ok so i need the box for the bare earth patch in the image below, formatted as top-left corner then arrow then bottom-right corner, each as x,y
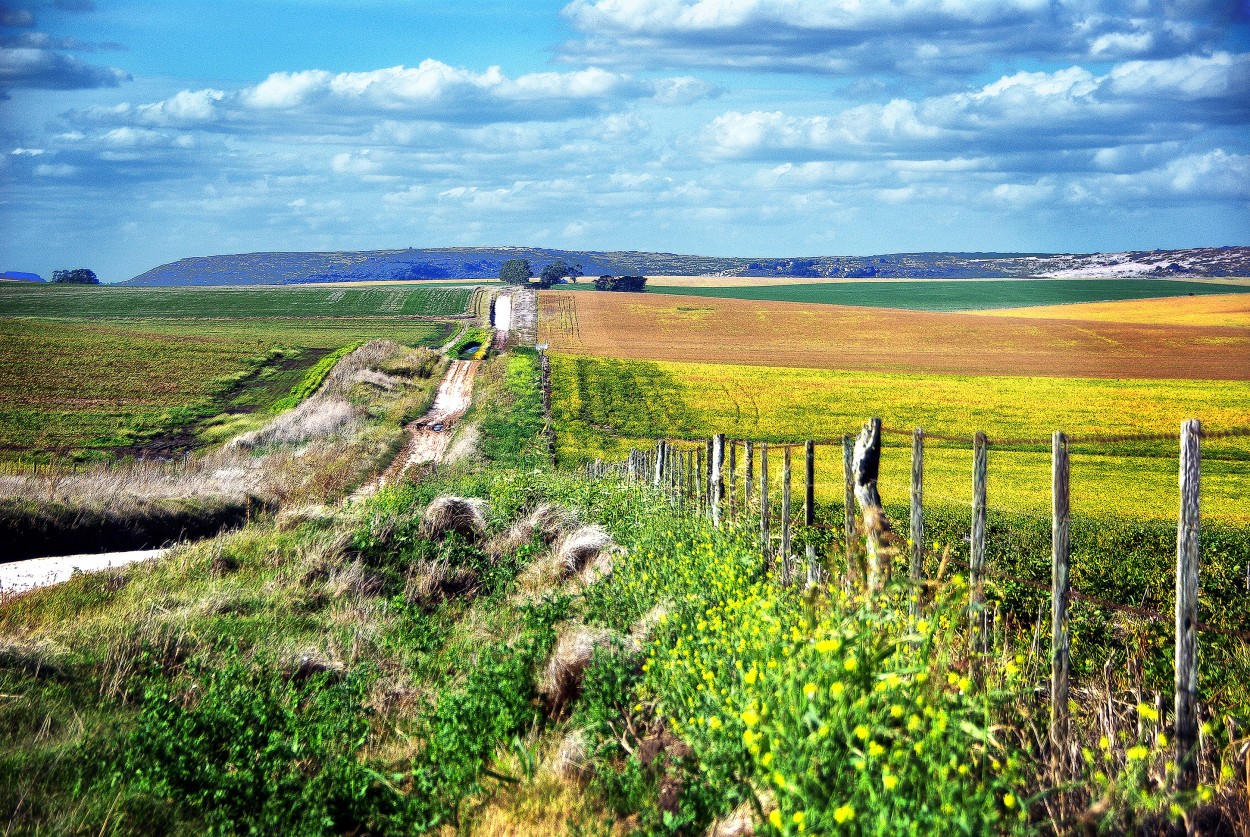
538,290 -> 1250,380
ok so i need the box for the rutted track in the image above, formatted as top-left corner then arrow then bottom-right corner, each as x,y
367,359 -> 480,492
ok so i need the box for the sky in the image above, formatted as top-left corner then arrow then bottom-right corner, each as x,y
1,1 -> 1248,282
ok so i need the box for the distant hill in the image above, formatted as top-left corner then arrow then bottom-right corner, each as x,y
1,271 -> 44,283
123,245 -> 1250,286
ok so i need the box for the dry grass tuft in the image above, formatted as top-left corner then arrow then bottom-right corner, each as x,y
421,495 -> 489,542
579,550 -> 615,586
549,729 -> 593,785
282,649 -> 344,682
630,602 -> 670,647
555,526 -> 613,577
403,560 -> 478,609
537,624 -> 620,716
276,504 -> 335,531
706,790 -> 774,837
490,503 -> 577,556
325,560 -> 386,599
512,554 -> 568,602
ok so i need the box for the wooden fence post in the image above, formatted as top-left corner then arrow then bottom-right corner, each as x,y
842,435 -> 855,578
654,440 -> 665,487
745,441 -> 755,511
971,431 -> 988,653
760,443 -> 770,561
805,440 -> 817,585
728,440 -> 737,522
852,418 -> 892,595
711,435 -> 725,527
695,445 -> 704,514
782,446 -> 793,584
1051,431 -> 1071,764
540,351 -> 556,466
910,428 -> 925,620
1175,419 -> 1201,791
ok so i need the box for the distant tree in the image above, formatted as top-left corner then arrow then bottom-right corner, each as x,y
592,275 -> 647,292
536,260 -> 570,289
50,268 -> 99,285
499,259 -> 533,285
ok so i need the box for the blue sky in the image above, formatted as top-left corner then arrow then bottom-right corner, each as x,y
2,0 -> 1248,281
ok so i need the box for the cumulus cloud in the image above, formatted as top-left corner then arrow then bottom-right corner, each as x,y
234,60 -> 714,121
0,2 -> 128,93
559,0 -> 1230,73
702,53 -> 1250,161
0,44 -> 128,90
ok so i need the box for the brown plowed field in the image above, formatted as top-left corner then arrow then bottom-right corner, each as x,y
538,291 -> 1250,380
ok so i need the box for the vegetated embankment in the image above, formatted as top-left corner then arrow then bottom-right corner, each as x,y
0,340 -> 448,560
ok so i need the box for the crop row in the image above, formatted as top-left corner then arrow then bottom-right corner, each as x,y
0,284 -> 473,319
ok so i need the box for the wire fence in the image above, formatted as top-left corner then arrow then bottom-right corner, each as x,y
586,418 -> 1245,786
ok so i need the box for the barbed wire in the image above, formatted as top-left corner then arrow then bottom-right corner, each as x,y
945,556 -> 1250,641
604,423 -> 1250,452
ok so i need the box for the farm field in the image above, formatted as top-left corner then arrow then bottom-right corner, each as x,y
0,317 -> 454,463
641,274 -> 1250,289
549,355 -> 1250,523
538,290 -> 1250,379
639,277 -> 1250,310
976,291 -> 1250,327
0,283 -> 473,319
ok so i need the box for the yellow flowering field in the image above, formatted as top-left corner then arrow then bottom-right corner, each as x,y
551,355 -> 1250,522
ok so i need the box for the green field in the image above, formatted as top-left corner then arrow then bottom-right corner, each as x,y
550,354 -> 1250,522
0,283 -> 473,319
0,318 -> 454,463
645,278 -> 1250,310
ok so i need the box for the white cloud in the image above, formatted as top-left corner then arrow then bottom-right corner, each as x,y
232,59 -> 712,120
559,0 -> 1224,72
702,53 -> 1250,161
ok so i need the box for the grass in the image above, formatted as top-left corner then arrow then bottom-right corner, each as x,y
0,283 -> 474,319
549,355 -> 1250,522
0,344 -> 1244,834
0,318 -> 453,463
643,279 -> 1250,311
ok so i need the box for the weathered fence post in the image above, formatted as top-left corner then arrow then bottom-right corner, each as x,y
704,438 -> 714,517
1051,431 -> 1070,764
852,418 -> 894,595
760,443 -> 770,561
805,440 -> 817,584
653,440 -> 665,487
971,432 -> 988,652
1175,419 -> 1201,791
728,440 -> 737,522
910,428 -> 925,619
782,446 -> 793,585
711,434 -> 725,527
695,445 -> 704,514
540,351 -> 556,466
745,440 -> 755,510
842,435 -> 855,578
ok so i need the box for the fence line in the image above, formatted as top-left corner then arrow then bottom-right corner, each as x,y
590,416 -> 1237,788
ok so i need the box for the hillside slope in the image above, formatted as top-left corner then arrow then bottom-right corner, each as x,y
123,245 -> 1250,285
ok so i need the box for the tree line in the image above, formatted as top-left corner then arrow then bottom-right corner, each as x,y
498,259 -> 646,292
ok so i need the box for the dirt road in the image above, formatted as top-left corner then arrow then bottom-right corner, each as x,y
373,358 -> 480,488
